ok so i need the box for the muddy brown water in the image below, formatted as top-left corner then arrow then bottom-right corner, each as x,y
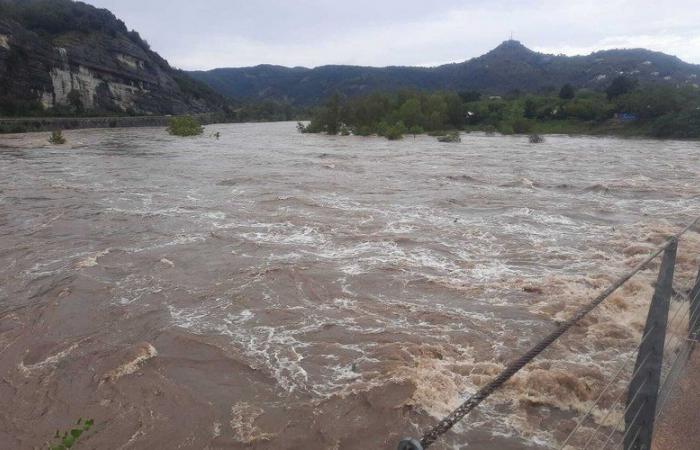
0,122 -> 699,449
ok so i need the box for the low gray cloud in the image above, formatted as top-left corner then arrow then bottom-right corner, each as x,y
86,0 -> 700,69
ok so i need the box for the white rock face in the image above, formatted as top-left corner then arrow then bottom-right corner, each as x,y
40,47 -> 146,111
107,81 -> 143,110
0,34 -> 9,50
116,53 -> 144,70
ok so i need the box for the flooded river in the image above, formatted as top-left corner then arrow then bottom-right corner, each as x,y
0,122 -> 699,449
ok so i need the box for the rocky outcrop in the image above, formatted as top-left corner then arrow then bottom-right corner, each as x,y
0,0 -> 226,116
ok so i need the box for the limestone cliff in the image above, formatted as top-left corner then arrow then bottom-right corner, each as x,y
0,0 -> 227,116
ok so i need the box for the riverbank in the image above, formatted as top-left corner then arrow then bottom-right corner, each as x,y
458,119 -> 660,140
0,112 -> 229,134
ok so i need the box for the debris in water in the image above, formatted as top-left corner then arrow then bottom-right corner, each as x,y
101,342 -> 157,383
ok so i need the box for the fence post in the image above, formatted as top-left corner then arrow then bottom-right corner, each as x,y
689,267 -> 700,342
624,238 -> 677,450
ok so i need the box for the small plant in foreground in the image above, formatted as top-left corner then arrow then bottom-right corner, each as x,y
48,130 -> 66,144
49,417 -> 94,449
167,116 -> 204,136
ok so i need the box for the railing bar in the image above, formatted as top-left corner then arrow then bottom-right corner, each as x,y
559,359 -> 631,449
687,277 -> 700,341
560,326 -> 657,449
659,288 -> 697,393
662,281 -> 696,344
581,363 -> 651,450
654,303 -> 700,419
567,254 -> 697,450
618,414 -> 643,450
621,375 -> 651,422
662,306 -> 691,362
655,343 -> 692,420
663,292 -> 700,362
665,293 -> 688,334
601,399 -> 645,450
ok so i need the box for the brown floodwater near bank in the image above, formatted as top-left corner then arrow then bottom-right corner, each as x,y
0,123 -> 699,449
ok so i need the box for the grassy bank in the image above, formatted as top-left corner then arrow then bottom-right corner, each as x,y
462,119 -> 657,138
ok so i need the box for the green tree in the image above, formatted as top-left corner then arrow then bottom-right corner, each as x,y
614,86 -> 685,118
409,125 -> 424,137
559,83 -> 575,100
398,98 -> 423,128
606,75 -> 638,100
320,92 -> 343,134
67,89 -> 83,114
458,90 -> 481,102
445,93 -> 465,128
523,98 -> 537,119
651,108 -> 700,139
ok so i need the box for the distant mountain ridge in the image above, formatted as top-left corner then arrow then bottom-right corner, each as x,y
0,0 -> 226,116
189,40 -> 700,106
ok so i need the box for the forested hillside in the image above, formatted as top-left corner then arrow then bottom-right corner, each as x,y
190,40 -> 700,106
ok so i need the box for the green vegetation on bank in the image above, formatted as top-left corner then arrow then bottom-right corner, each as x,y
299,76 -> 700,140
167,116 -> 204,136
438,131 -> 461,143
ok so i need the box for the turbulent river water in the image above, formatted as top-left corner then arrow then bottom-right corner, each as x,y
0,122 -> 699,449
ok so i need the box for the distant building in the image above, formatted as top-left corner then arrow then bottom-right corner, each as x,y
615,113 -> 638,122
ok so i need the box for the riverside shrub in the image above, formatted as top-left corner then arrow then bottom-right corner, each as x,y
167,116 -> 204,136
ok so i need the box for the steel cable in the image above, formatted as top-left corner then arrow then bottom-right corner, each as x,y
403,217 -> 700,449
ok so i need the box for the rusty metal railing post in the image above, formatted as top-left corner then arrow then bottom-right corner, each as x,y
689,267 -> 700,343
624,238 -> 677,450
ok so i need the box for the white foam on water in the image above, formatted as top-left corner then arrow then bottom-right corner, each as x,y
75,248 -> 112,268
238,225 -> 327,247
203,211 -> 226,221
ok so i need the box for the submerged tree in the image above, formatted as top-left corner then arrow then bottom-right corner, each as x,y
167,116 -> 204,136
48,130 -> 66,144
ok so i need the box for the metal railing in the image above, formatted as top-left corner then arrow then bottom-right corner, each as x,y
397,217 -> 700,450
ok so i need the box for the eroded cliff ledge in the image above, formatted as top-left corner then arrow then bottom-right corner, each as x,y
0,0 -> 226,116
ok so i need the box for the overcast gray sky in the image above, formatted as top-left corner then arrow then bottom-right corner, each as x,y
85,0 -> 700,70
